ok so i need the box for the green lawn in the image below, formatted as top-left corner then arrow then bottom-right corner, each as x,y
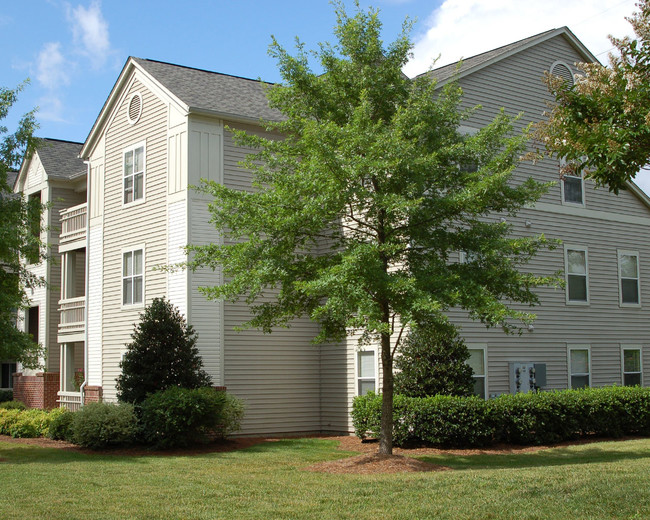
1,437 -> 649,519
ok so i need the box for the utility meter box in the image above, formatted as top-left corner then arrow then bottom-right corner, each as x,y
509,362 -> 547,394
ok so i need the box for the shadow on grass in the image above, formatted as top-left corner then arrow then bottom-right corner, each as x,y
417,444 -> 650,471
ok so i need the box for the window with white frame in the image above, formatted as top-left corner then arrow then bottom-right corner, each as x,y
357,350 -> 376,396
1,362 -> 17,389
122,248 -> 144,305
565,246 -> 588,303
618,251 -> 640,306
622,346 -> 642,386
123,143 -> 145,204
560,160 -> 584,205
568,346 -> 590,389
467,347 -> 486,399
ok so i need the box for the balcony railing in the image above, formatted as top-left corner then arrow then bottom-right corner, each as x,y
59,202 -> 87,246
58,296 -> 86,337
57,391 -> 82,411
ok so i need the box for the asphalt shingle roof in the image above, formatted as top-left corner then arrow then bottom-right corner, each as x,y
36,138 -> 85,180
420,29 -> 557,84
6,171 -> 18,190
132,58 -> 283,121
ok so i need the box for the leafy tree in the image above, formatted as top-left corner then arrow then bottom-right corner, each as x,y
188,3 -> 554,454
394,320 -> 474,398
0,82 -> 44,368
116,297 -> 212,404
539,1 -> 650,194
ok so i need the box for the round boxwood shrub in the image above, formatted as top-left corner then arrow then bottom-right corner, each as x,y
48,408 -> 75,441
140,386 -> 229,449
69,402 -> 137,449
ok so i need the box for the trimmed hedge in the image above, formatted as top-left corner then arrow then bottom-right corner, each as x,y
140,387 -> 235,449
69,402 -> 138,449
0,407 -> 68,438
352,386 -> 650,447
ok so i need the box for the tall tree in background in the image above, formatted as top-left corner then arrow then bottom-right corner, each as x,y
189,2 -> 555,454
540,1 -> 650,193
0,83 -> 44,368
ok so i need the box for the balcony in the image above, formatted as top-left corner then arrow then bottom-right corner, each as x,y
59,202 -> 87,252
58,296 -> 86,343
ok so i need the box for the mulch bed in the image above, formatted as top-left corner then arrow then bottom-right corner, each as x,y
1,434 -> 637,474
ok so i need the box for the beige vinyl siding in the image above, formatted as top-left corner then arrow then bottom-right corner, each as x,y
100,76 -> 168,400
220,122 -> 323,434
167,199 -> 188,317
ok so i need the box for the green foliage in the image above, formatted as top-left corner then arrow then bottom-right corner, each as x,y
0,390 -> 12,403
116,297 -> 212,404
215,392 -> 245,440
0,407 -> 53,438
353,386 -> 650,447
69,402 -> 137,449
139,387 -> 230,449
47,408 -> 75,441
0,82 -> 44,368
0,400 -> 26,410
394,320 -> 474,397
540,1 -> 650,193
188,1 -> 555,454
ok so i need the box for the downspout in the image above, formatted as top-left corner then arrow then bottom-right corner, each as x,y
79,160 -> 91,407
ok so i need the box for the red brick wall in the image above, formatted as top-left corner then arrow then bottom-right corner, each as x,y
12,372 -> 60,409
84,385 -> 103,404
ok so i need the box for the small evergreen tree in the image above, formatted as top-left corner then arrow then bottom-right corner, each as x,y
116,297 -> 212,404
394,320 -> 474,398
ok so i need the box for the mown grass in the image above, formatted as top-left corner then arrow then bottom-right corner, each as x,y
1,437 -> 649,519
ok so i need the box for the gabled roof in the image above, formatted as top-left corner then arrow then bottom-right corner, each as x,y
420,26 -> 599,86
132,58 -> 282,122
6,171 -> 18,190
35,138 -> 85,180
82,57 -> 283,158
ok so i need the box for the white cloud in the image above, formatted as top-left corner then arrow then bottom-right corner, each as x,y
36,42 -> 70,89
68,0 -> 111,69
35,95 -> 67,123
404,0 -> 639,77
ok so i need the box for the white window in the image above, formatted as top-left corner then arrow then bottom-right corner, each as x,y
122,248 -> 144,306
467,346 -> 487,399
356,350 -> 376,396
1,362 -> 17,389
568,346 -> 590,389
565,246 -> 589,304
622,346 -> 642,386
560,160 -> 584,206
618,250 -> 640,306
123,142 -> 145,204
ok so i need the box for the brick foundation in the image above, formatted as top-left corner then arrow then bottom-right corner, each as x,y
83,385 -> 103,404
213,386 -> 227,392
12,372 -> 60,410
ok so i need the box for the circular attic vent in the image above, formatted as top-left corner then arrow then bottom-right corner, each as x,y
127,92 -> 143,124
550,61 -> 574,87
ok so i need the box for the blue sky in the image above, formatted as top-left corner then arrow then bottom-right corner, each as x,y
2,0 -> 643,185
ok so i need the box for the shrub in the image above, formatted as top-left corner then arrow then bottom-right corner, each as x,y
140,386 -> 230,449
215,392 -> 245,440
0,408 -> 52,438
0,390 -> 12,403
394,320 -> 474,398
69,402 -> 137,449
116,298 -> 212,404
0,400 -> 26,410
48,408 -> 75,441
352,386 -> 650,448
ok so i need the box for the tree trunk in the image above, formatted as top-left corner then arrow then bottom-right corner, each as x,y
378,330 -> 393,455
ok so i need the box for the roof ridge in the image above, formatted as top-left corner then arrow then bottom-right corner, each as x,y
133,57 -> 275,85
38,137 -> 84,146
418,27 -> 559,78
